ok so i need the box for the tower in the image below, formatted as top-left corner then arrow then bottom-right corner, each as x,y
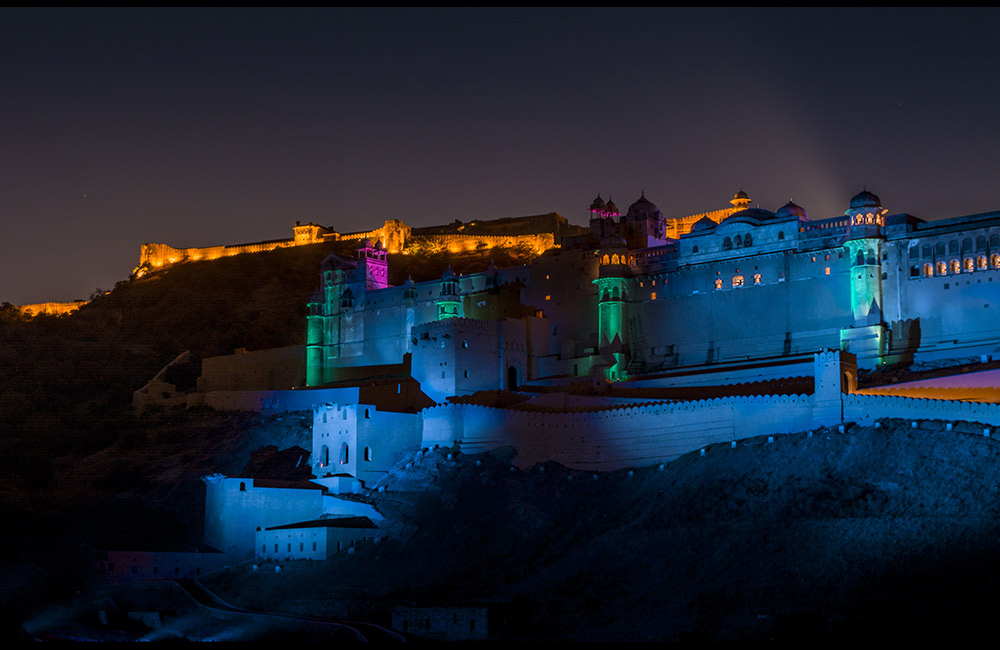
840,189 -> 888,368
593,234 -> 631,381
437,266 -> 462,320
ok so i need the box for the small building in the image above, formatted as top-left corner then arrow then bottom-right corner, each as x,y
255,516 -> 378,561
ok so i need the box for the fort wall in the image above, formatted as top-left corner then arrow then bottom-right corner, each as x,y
15,301 -> 87,317
423,393 -> 821,470
135,215 -> 563,276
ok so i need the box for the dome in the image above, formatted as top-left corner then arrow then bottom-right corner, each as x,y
625,192 -> 663,221
774,200 -> 807,220
599,234 -> 628,250
691,216 -> 718,232
589,194 -> 606,214
724,207 -> 775,223
442,265 -> 456,280
733,189 -> 749,201
604,196 -> 620,217
849,189 -> 882,209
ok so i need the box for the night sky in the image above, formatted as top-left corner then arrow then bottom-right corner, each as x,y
3,8 -> 999,304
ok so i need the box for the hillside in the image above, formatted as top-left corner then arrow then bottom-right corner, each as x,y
0,238 -> 542,633
190,420 -> 1000,642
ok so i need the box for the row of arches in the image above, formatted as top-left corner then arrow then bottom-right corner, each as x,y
318,444 -> 374,467
910,234 -> 1000,260
722,234 -> 753,250
916,254 -> 1000,277
601,254 -> 636,266
599,286 -> 627,301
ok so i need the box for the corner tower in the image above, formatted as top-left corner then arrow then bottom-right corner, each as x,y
593,234 -> 632,381
840,189 -> 888,368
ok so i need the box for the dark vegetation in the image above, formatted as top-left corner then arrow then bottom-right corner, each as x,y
0,239 -> 539,627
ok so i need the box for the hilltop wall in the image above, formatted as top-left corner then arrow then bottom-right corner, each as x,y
135,215 -> 564,276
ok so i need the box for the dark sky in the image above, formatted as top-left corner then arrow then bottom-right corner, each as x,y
3,8 -> 1000,304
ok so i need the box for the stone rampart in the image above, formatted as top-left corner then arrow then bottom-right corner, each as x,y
16,301 -> 87,317
136,217 -> 557,275
845,393 -> 1000,426
423,392 -> 816,470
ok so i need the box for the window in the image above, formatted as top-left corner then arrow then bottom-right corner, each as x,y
992,253 -> 1000,269
825,254 -> 830,261
811,256 -> 816,263
239,482 -> 246,492
778,232 -> 785,240
723,237 -> 732,250
545,295 -> 551,301
714,279 -> 723,290
744,234 -> 752,247
964,258 -> 975,272
825,267 -> 831,275
978,255 -> 988,270
734,235 -> 742,248
365,447 -> 372,462
732,275 -> 744,287
937,261 -> 948,276
924,263 -> 934,277
753,273 -> 761,285
950,259 -> 961,274
650,292 -> 657,300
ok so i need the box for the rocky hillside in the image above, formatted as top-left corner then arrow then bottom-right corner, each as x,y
200,419 -> 1000,642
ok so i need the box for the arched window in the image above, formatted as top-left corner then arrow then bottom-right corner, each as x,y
321,445 -> 329,467
950,259 -> 961,274
723,237 -> 732,250
364,447 -> 372,462
976,235 -> 987,251
692,245 -> 699,253
753,273 -> 761,285
948,240 -> 959,254
978,255 -> 988,270
239,482 -> 246,492
923,263 -> 934,277
744,234 -> 752,247
734,235 -> 742,248
992,253 -> 1000,269
778,231 -> 785,240
935,242 -> 946,256
937,261 -> 948,276
964,257 -> 974,272
732,274 -> 744,287
339,443 -> 349,465
507,365 -> 519,390
909,246 -> 920,260
962,238 -> 973,252
714,278 -> 723,290
602,255 -> 610,265
612,286 -> 620,300
922,244 -> 933,259
856,250 -> 865,266
611,254 -> 620,265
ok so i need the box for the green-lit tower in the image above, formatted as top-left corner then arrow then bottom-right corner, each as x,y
437,265 -> 462,320
593,234 -> 631,381
840,189 -> 888,368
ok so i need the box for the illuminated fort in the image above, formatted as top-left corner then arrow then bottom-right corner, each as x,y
126,188 -> 1000,567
